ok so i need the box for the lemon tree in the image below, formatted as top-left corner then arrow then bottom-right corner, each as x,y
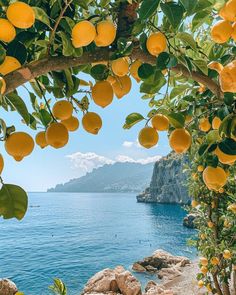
0,0 -> 236,293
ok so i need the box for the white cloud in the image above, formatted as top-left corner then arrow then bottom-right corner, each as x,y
122,141 -> 135,148
66,152 -> 114,175
67,152 -> 162,176
122,139 -> 142,148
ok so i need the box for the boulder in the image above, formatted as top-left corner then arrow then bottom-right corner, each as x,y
0,279 -> 18,295
183,214 -> 196,229
132,249 -> 190,273
115,271 -> 141,295
81,267 -> 124,294
132,263 -> 146,272
81,266 -> 141,295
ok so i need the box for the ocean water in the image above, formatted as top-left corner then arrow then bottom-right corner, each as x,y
0,193 -> 196,295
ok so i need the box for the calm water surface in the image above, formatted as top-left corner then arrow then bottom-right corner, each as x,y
0,193 -> 196,294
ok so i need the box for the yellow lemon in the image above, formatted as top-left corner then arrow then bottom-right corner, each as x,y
146,32 -> 167,56
61,116 -> 79,132
0,19 -> 16,42
7,2 -> 35,29
5,132 -> 34,161
151,114 -> 169,131
35,131 -> 48,149
111,57 -> 129,77
94,20 -> 116,47
92,81 -> 114,108
138,127 -> 159,149
72,20 -> 96,48
169,128 -> 192,154
211,20 -> 232,44
46,122 -> 69,149
82,112 -> 102,135
0,56 -> 21,76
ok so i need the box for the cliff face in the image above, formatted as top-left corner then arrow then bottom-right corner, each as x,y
137,153 -> 190,204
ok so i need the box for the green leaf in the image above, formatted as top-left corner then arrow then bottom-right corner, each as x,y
192,59 -> 208,75
167,113 -> 185,128
198,143 -> 209,156
33,7 -> 51,27
58,32 -> 74,57
219,138 -> 236,155
39,109 -> 52,127
6,93 -> 30,125
177,32 -> 197,51
90,64 -> 109,81
48,278 -> 67,295
0,184 -> 28,220
138,63 -> 154,80
0,44 -> 6,65
179,0 -> 197,15
156,52 -> 170,70
7,40 -> 27,64
0,118 -> 7,137
139,0 -> 160,20
192,11 -> 210,31
123,113 -> 144,129
170,85 -> 188,99
160,2 -> 184,29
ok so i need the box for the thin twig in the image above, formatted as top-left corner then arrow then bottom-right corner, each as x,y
47,0 -> 72,55
35,78 -> 56,121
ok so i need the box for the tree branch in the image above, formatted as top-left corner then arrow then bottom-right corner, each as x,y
4,47 -> 223,99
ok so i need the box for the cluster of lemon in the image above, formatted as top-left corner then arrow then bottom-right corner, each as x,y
196,114 -> 236,191
198,254 -> 232,290
0,1 -> 35,43
72,20 -> 117,48
137,114 -> 192,155
1,99 -> 104,172
211,0 -> 236,44
0,1 -> 35,84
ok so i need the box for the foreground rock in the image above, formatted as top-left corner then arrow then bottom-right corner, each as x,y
132,249 -> 190,275
0,279 -> 18,295
81,266 -> 141,295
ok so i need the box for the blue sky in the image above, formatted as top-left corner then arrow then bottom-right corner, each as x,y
1,76 -> 171,191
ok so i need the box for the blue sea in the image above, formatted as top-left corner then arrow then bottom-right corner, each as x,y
0,193 -> 196,294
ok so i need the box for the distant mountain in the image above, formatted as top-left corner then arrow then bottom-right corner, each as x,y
48,162 -> 155,193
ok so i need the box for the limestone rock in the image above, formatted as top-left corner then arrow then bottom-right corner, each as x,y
81,266 -> 141,295
115,270 -> 141,295
81,267 -> 124,294
0,279 -> 18,295
132,249 -> 190,273
137,153 -> 190,204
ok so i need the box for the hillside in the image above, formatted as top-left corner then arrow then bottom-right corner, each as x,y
48,161 -> 154,193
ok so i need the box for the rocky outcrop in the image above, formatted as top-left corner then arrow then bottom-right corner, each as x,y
183,214 -> 197,229
81,250 -> 199,295
132,250 -> 190,275
0,279 -> 18,295
137,153 -> 190,204
81,266 -> 141,295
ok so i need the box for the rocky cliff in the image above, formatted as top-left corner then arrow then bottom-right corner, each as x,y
137,153 -> 190,204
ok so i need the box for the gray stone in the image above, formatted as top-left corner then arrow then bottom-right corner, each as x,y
183,214 -> 197,229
